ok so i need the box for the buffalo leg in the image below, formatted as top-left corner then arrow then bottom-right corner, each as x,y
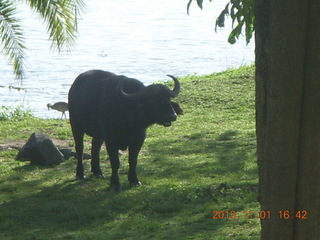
106,144 -> 121,192
128,139 -> 144,187
91,138 -> 104,178
73,129 -> 85,179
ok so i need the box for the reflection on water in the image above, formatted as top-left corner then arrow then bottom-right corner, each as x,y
0,0 -> 254,118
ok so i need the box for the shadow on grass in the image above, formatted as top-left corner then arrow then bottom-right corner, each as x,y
1,182 -> 260,239
0,130 -> 259,240
144,130 -> 257,182
0,178 -> 233,240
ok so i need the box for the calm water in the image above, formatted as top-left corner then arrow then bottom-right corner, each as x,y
0,0 -> 254,118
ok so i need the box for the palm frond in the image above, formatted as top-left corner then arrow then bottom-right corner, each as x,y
25,0 -> 86,51
0,0 -> 26,80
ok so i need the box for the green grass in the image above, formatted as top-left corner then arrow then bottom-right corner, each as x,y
0,65 -> 260,240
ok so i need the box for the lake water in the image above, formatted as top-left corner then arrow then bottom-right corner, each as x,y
0,0 -> 254,118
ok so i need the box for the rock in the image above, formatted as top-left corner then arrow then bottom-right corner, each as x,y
83,152 -> 92,159
16,132 -> 63,166
59,148 -> 73,160
59,148 -> 92,160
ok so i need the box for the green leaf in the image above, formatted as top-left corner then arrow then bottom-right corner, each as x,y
0,0 -> 85,81
197,0 -> 203,9
187,0 -> 192,15
25,0 -> 85,51
187,0 -> 204,14
228,22 -> 243,44
188,0 -> 255,45
215,3 -> 229,31
0,0 -> 26,80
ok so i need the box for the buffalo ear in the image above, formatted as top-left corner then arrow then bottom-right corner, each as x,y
171,101 -> 183,115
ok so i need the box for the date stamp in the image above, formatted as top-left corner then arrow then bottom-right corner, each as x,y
211,210 -> 308,220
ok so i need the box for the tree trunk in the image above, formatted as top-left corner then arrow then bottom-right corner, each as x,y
255,0 -> 320,239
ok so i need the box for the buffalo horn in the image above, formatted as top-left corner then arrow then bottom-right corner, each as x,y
118,79 -> 151,101
119,75 -> 180,101
167,75 -> 180,97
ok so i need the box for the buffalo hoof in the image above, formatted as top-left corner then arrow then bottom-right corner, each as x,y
76,174 -> 86,180
93,173 -> 105,179
130,181 -> 141,187
110,184 -> 122,192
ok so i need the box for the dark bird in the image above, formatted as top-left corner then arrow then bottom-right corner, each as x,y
47,102 -> 68,119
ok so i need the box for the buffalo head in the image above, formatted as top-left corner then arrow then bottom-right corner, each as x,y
118,75 -> 183,127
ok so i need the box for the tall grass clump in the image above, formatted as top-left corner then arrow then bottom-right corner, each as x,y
0,105 -> 33,121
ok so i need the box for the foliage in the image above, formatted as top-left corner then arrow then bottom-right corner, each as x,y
0,0 -> 25,78
187,0 -> 255,44
0,66 -> 260,239
0,0 -> 85,80
0,104 -> 33,121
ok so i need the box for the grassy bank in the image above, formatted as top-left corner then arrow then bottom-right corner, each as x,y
0,65 -> 259,239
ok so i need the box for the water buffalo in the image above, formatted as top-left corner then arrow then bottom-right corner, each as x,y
68,70 -> 183,191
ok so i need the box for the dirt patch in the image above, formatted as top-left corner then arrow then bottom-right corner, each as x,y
0,139 -> 70,151
0,140 -> 25,150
